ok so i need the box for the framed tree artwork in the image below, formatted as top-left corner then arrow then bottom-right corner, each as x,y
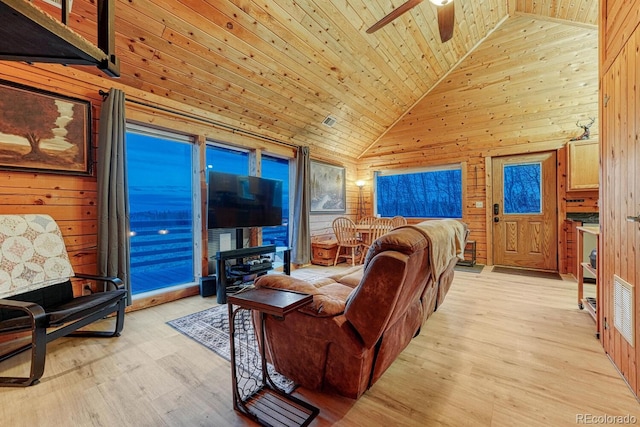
310,160 -> 346,213
0,80 -> 91,175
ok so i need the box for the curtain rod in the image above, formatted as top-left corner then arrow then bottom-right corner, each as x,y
98,90 -> 299,150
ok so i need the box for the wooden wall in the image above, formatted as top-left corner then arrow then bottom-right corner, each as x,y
0,62 -> 357,304
0,64 -> 105,296
358,15 -> 599,266
0,13 -> 598,305
599,0 -> 640,398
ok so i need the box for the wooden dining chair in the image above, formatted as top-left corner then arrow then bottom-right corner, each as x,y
332,217 -> 364,266
390,215 -> 408,228
358,216 -> 376,226
362,217 -> 394,253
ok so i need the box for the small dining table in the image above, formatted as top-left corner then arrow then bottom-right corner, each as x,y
355,224 -> 373,246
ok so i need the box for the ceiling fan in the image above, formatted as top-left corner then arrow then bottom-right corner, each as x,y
366,0 -> 455,43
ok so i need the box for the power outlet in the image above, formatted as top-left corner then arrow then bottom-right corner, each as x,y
475,201 -> 484,208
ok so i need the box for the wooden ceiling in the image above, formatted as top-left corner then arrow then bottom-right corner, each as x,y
32,0 -> 598,161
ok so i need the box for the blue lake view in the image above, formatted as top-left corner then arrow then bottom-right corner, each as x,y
129,208 -> 288,295
127,133 -> 290,295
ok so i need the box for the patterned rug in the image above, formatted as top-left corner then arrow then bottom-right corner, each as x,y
167,303 -> 296,395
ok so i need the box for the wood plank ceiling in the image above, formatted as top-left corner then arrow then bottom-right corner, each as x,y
45,0 -> 598,161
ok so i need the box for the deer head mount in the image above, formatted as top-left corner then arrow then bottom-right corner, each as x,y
570,117 -> 595,141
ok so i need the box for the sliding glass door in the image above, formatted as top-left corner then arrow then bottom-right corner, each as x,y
126,125 -> 199,296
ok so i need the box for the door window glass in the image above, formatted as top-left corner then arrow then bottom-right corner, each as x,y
503,163 -> 542,214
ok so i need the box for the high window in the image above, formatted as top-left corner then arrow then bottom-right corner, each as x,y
126,125 -> 199,296
375,165 -> 463,218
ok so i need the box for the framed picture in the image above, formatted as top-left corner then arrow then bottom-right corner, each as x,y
0,80 -> 92,175
310,160 -> 346,213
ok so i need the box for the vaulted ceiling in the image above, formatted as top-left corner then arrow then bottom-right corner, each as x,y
32,0 -> 598,161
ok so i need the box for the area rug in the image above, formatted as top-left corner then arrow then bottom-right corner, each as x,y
492,266 -> 561,280
167,304 -> 296,395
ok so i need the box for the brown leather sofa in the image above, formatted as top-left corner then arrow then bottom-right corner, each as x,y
254,220 -> 468,399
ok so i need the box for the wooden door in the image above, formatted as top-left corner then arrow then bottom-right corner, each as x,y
492,152 -> 558,270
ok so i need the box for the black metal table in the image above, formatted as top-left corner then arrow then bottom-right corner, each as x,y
216,245 -> 291,304
227,287 -> 319,427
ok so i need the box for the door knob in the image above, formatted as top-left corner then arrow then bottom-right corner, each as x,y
493,217 -> 499,223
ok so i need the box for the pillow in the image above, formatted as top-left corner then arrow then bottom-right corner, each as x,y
254,275 -> 352,317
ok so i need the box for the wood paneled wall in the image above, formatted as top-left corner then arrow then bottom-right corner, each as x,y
0,62 -> 356,301
599,0 -> 640,398
358,15 -> 598,266
0,64 -> 105,295
0,13 -> 598,299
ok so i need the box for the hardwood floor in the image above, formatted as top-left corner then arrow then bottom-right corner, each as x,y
1,267 -> 638,426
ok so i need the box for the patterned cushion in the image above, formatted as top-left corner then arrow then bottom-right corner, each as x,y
0,214 -> 74,299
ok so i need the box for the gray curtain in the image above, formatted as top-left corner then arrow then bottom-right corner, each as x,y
97,88 -> 131,304
292,146 -> 311,264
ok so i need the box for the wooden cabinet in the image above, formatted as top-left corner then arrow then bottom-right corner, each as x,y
567,140 -> 599,190
311,240 -> 338,266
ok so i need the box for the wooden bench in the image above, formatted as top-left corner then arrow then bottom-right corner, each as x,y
0,214 -> 126,387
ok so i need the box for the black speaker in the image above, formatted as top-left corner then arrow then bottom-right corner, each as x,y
200,276 -> 217,297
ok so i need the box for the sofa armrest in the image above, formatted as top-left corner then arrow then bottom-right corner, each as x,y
0,299 -> 46,319
254,275 -> 352,317
73,273 -> 124,292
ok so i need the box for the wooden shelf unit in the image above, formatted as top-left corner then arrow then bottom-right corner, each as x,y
576,226 -> 600,339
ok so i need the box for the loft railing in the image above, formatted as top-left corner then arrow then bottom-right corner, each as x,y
0,0 -> 119,77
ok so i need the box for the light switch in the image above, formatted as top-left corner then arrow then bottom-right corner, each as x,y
475,201 -> 483,208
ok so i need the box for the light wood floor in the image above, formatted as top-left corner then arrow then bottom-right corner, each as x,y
1,266 -> 638,426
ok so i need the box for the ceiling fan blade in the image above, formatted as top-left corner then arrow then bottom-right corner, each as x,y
366,0 -> 424,34
437,1 -> 455,42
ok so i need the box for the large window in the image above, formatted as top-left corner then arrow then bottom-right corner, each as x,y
375,165 -> 462,218
204,145 -> 290,273
206,144 -> 249,175
126,125 -> 198,296
205,145 -> 249,254
262,155 -> 290,247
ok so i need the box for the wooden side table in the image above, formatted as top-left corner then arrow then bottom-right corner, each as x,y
311,239 -> 338,266
457,240 -> 476,266
227,288 -> 319,426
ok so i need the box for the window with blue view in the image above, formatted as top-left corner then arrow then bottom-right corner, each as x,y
262,155 -> 289,247
376,166 -> 462,218
503,163 -> 542,214
126,126 -> 196,295
206,145 -> 249,175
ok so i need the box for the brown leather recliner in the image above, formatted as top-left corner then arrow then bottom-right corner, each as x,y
254,220 -> 468,399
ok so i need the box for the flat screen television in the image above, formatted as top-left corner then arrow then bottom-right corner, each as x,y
207,171 -> 283,229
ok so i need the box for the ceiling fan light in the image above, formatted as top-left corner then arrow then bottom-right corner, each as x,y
429,0 -> 452,5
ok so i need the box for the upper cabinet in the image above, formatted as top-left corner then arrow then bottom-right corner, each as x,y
567,139 -> 599,191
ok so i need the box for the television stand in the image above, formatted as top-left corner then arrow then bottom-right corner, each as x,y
215,245 -> 291,304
